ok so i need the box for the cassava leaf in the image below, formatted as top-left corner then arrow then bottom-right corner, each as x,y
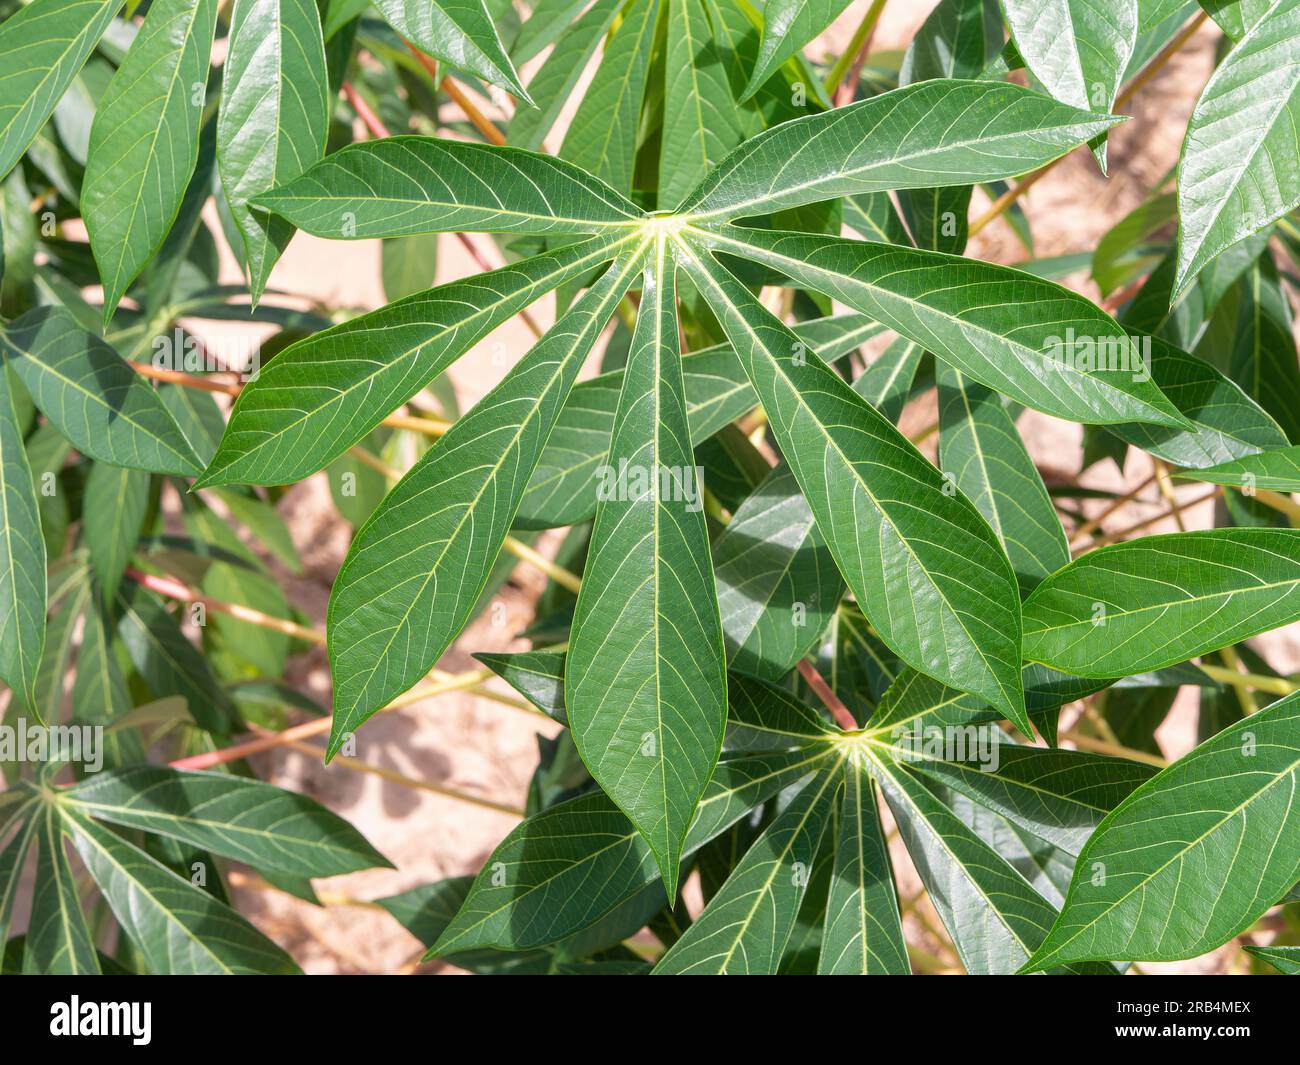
674,236 -> 1029,732
0,0 -> 122,183
255,138 -> 641,238
218,0 -> 330,302
1024,690 -> 1300,969
741,0 -> 853,102
1023,528 -> 1300,678
1175,0 -> 1300,296
1178,444 -> 1300,491
327,245 -> 645,755
2,307 -> 203,477
24,807 -> 99,975
681,80 -> 1124,221
64,766 -> 389,878
82,0 -> 219,320
371,0 -> 530,101
566,242 -> 727,899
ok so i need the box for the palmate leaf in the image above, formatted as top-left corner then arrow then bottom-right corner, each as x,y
673,236 -> 1029,733
198,233 -> 625,486
693,225 -> 1190,429
818,759 -> 909,974
1175,0 -> 1300,296
0,359 -> 45,712
431,747 -> 835,954
1179,443 -> 1300,490
936,363 -> 1069,593
0,0 -> 121,183
327,243 -> 645,755
998,0 -> 1138,170
1022,528 -> 1300,678
62,808 -> 300,974
740,0 -> 853,103
217,0 -> 330,303
63,766 -> 391,878
680,80 -> 1124,222
371,0 -> 529,101
653,763 -> 842,974
2,307 -> 203,478
255,137 -> 641,237
24,806 -> 99,975
566,241 -> 727,899
516,314 -> 883,529
82,0 -> 219,321
0,801 -> 38,945
1025,690 -> 1300,969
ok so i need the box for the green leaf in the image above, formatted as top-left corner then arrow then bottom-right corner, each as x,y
559,0 -> 660,193
82,0 -> 219,320
199,233 -> 624,486
999,0 -> 1137,169
1105,336 -> 1289,468
897,742 -> 1156,856
1174,0 -> 1300,296
713,463 -> 844,680
661,0 -> 747,207
1201,0 -> 1274,39
430,747 -> 834,953
381,233 -> 440,302
741,0 -> 852,102
218,0 -> 330,302
24,807 -> 99,974
937,363 -> 1069,593
874,754 -> 1085,974
65,766 -> 390,878
674,237 -> 1029,732
475,649 -> 568,722
817,759 -> 909,974
1023,529 -> 1300,678
517,313 -> 882,529
653,764 -> 841,973
1179,444 -> 1300,491
0,362 -> 45,711
373,0 -> 530,101
680,80 -> 1123,221
115,579 -> 237,734
507,0 -> 622,152
1228,249 -> 1300,443
695,226 -> 1190,428
3,307 -> 203,476
84,462 -> 151,603
256,137 -> 641,237
567,243 -> 727,898
1024,690 -> 1300,969
63,808 -> 300,974
0,802 -> 38,945
1244,943 -> 1300,973
0,0 -> 122,183
327,245 -> 644,755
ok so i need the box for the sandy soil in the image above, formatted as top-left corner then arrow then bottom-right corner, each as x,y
166,4 -> 1298,973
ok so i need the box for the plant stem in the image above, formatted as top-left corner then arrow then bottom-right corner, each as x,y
129,361 -> 450,438
1078,488 -> 1220,551
127,567 -> 325,645
796,659 -> 858,730
825,0 -> 887,101
274,734 -> 524,816
1068,472 -> 1157,547
1197,664 -> 1299,698
968,11 -> 1208,238
1060,730 -> 1167,767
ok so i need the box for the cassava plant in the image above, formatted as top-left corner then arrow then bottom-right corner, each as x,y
0,0 -> 1298,978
